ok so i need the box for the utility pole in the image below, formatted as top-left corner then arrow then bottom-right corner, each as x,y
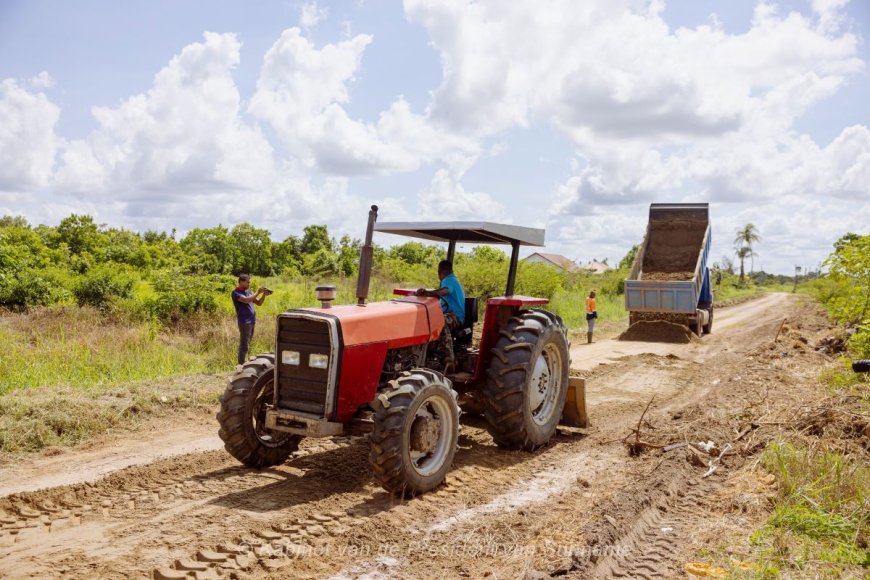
793,265 -> 802,293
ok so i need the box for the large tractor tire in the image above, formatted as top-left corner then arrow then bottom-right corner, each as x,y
368,369 -> 460,497
484,309 -> 570,450
217,353 -> 301,468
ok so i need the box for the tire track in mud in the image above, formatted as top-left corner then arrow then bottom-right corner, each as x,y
566,459 -> 723,579
0,437 -> 363,557
0,355 -> 680,579
145,427 -> 561,579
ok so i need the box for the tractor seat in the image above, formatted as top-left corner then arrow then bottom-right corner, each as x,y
453,297 -> 478,344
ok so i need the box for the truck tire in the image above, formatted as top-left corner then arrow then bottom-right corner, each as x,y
483,309 -> 570,450
369,369 -> 460,496
703,308 -> 713,334
217,353 -> 301,468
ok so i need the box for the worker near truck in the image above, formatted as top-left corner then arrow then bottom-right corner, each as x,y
417,260 -> 466,368
231,274 -> 272,368
586,290 -> 597,344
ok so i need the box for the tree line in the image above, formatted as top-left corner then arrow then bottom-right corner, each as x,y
0,213 -> 568,315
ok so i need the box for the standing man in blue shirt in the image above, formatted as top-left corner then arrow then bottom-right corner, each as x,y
231,274 -> 271,368
417,260 -> 465,370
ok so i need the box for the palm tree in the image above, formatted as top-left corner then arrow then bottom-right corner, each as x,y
734,224 -> 761,283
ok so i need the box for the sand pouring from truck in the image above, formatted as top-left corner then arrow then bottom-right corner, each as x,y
624,203 -> 714,336
216,206 -> 587,496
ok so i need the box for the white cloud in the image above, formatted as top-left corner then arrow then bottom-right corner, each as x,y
30,71 -> 55,89
0,79 -> 60,190
54,32 -> 275,204
249,28 -> 480,176
401,0 -> 868,271
417,168 -> 506,221
406,0 -> 866,213
300,1 -> 329,29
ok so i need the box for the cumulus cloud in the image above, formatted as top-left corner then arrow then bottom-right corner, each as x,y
54,32 -> 275,206
406,0 -> 866,209
417,168 -> 507,221
300,1 -> 329,29
249,28 -> 479,175
29,71 -> 55,89
402,0 -> 869,271
0,79 -> 60,190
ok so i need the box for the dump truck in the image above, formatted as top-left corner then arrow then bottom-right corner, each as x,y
216,206 -> 588,497
624,203 -> 713,336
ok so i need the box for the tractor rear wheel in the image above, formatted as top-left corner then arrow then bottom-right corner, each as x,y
217,353 -> 301,468
368,369 -> 460,496
484,309 -> 570,450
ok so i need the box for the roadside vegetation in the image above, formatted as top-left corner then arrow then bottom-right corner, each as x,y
0,214 -> 793,453
745,232 -> 870,578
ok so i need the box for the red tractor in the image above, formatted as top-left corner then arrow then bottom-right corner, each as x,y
217,206 -> 586,496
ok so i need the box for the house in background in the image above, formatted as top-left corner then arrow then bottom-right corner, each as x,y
580,259 -> 612,274
523,252 -> 580,273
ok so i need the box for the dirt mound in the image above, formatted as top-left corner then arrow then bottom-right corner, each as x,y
618,320 -> 699,344
640,271 -> 694,281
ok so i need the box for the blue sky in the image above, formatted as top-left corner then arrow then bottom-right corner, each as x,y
1,0 -> 868,274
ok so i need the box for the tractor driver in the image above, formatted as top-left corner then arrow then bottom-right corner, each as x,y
416,260 -> 466,370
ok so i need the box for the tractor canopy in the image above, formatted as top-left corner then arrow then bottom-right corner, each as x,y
374,221 -> 544,247
374,221 -> 545,297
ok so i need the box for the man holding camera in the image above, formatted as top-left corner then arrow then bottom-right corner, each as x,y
231,274 -> 272,368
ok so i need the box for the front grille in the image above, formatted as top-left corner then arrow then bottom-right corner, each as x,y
276,315 -> 333,416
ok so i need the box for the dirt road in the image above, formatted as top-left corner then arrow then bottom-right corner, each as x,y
0,293 -> 828,578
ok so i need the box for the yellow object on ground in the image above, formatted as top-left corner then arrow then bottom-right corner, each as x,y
684,562 -> 727,578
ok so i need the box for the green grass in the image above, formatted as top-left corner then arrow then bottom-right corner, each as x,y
0,308 -> 215,395
747,440 -> 870,576
0,378 -> 222,453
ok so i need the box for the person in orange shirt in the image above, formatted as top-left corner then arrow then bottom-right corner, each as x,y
585,290 -> 597,344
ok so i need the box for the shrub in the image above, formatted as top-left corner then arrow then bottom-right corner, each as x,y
145,271 -> 233,323
0,268 -> 73,311
515,262 -> 565,299
72,264 -> 136,310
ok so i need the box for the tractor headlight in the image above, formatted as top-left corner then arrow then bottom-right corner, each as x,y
309,353 -> 329,369
281,350 -> 300,366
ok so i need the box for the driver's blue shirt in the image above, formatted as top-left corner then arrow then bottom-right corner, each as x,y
439,273 -> 465,322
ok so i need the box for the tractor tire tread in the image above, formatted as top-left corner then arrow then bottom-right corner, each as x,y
368,370 -> 459,497
216,353 -> 300,469
483,309 -> 570,451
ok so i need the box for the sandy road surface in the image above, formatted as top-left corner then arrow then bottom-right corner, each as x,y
0,293 -> 803,578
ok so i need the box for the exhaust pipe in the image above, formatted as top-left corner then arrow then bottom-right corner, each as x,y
853,359 -> 870,373
357,205 -> 378,305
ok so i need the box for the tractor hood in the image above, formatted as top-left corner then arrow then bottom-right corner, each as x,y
292,296 -> 444,348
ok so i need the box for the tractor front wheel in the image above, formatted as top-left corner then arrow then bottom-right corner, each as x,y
217,353 -> 301,468
368,369 -> 460,496
484,309 -> 570,450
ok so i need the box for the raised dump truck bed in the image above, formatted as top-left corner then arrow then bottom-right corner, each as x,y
624,203 -> 713,335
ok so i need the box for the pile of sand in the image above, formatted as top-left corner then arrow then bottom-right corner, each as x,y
640,271 -> 694,281
641,218 -> 706,274
618,320 -> 700,344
